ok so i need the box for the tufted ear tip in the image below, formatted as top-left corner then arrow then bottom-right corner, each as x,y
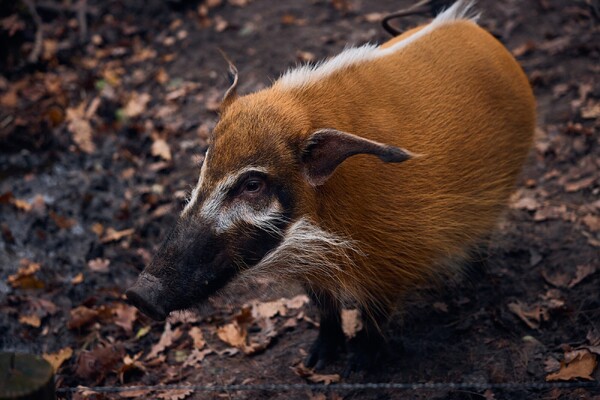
301,128 -> 416,186
217,48 -> 239,113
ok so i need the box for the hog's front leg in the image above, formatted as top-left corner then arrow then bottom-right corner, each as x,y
304,288 -> 345,370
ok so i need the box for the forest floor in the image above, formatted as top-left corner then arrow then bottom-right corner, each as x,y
0,0 -> 599,399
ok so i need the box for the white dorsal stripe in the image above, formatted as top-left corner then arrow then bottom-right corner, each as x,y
276,0 -> 479,90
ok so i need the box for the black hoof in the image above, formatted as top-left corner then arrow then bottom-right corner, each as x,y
305,329 -> 345,370
342,330 -> 387,378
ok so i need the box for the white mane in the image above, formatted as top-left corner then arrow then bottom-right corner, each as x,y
276,0 -> 479,89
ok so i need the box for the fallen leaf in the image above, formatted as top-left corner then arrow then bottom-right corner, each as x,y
151,138 -> 172,161
511,197 -> 540,211
508,301 -> 548,329
7,260 -> 44,289
217,321 -> 247,348
568,264 -> 597,288
541,269 -> 570,288
123,92 -> 151,118
75,344 -> 125,382
341,309 -> 362,338
135,325 -> 151,339
88,258 -> 110,273
49,210 -> 76,229
582,214 -> 600,232
182,348 -> 213,368
91,222 -> 104,237
71,273 -> 84,284
283,295 -> 310,309
68,305 -> 99,330
146,322 -> 183,360
156,389 -> 194,400
66,104 -> 96,153
119,389 -> 153,398
19,314 -> 41,327
544,357 -> 561,373
117,353 -> 146,384
188,326 -> 206,349
43,347 -> 73,372
12,198 -> 32,212
101,228 -> 134,243
546,350 -> 597,381
293,364 -> 340,384
253,299 -> 287,319
364,12 -> 384,22
113,303 -> 138,334
564,176 -> 596,193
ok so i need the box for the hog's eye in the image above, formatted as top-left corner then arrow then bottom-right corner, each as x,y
243,178 -> 264,194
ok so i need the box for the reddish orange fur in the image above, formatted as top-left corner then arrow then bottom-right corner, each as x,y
209,19 -> 535,314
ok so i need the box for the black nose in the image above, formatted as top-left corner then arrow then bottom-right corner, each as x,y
125,274 -> 169,321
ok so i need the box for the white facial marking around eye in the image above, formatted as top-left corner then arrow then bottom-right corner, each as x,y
199,166 -> 271,222
214,199 -> 285,235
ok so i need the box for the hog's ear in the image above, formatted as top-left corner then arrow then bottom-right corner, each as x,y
301,128 -> 416,186
218,50 -> 239,113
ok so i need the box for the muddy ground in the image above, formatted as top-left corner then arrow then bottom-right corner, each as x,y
0,0 -> 599,399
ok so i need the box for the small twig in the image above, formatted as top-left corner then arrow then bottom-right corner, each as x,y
24,0 -> 43,63
77,0 -> 88,44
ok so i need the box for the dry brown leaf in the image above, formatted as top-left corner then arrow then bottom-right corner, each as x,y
12,198 -> 32,212
75,344 -> 125,381
88,258 -> 110,273
582,214 -> 600,232
568,264 -> 597,288
564,176 -> 596,193
49,210 -> 76,229
364,12 -> 384,23
91,222 -> 104,237
217,321 -> 247,348
511,196 -> 539,211
182,348 -> 213,368
188,326 -> 206,349
71,272 -> 84,285
341,309 -> 362,338
541,269 -> 570,288
546,350 -> 597,381
101,228 -> 135,243
544,357 -> 561,373
68,305 -> 99,330
581,101 -> 600,119
283,295 -> 310,309
43,347 -> 73,372
119,389 -> 153,398
123,92 -> 151,118
156,389 -> 194,400
151,138 -> 172,161
19,314 -> 41,327
293,364 -> 340,384
66,105 -> 96,153
118,353 -> 146,384
8,260 -> 44,289
146,322 -> 183,360
253,299 -> 286,319
113,303 -> 138,334
508,301 -> 548,329
534,205 -> 568,222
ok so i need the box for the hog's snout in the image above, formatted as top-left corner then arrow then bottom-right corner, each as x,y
126,273 -> 170,321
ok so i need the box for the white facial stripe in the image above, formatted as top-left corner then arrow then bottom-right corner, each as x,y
182,149 -> 210,216
214,200 -> 284,235
194,166 -> 271,222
